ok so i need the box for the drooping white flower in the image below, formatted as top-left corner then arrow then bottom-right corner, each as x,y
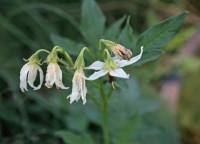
20,63 -> 43,92
67,69 -> 87,104
86,46 -> 143,80
45,63 -> 69,89
67,47 -> 88,104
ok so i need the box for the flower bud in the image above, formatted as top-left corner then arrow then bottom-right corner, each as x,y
99,39 -> 132,60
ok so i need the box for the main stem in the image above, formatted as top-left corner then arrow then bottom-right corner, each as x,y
100,83 -> 109,144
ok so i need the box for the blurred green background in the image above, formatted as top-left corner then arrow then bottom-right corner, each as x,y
0,0 -> 200,144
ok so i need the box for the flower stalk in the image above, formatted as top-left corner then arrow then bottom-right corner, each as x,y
100,82 -> 109,144
53,46 -> 74,68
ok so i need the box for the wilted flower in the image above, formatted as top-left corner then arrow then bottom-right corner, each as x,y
67,47 -> 88,104
86,46 -> 143,80
67,69 -> 87,104
20,62 -> 43,92
100,39 -> 133,60
45,47 -> 69,89
110,44 -> 132,60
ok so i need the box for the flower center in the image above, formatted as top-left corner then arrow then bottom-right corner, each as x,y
103,59 -> 117,70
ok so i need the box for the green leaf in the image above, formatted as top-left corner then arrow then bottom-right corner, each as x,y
109,79 -> 140,144
55,131 -> 94,144
67,104 -> 89,132
113,113 -> 139,144
118,17 -> 136,49
164,27 -> 195,52
110,79 -> 180,144
80,0 -> 106,48
136,11 -> 188,64
50,34 -> 83,55
134,50 -> 165,66
104,16 -> 126,41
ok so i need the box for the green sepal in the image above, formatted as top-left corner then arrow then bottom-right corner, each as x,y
99,39 -> 116,50
74,47 -> 88,70
103,49 -> 117,70
26,49 -> 50,65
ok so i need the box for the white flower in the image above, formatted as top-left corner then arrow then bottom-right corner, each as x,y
86,46 -> 143,80
67,69 -> 87,104
45,63 -> 69,89
20,63 -> 44,92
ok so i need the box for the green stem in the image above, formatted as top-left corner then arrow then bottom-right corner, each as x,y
35,49 -> 50,54
53,46 -> 74,67
63,51 -> 74,67
100,83 -> 109,144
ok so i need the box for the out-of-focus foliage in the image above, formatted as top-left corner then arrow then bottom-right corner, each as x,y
178,69 -> 200,131
164,28 -> 195,52
0,0 -> 195,144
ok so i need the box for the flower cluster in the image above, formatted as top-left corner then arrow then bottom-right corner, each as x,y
20,40 -> 143,104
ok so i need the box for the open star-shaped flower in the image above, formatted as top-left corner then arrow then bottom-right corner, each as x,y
86,46 -> 143,80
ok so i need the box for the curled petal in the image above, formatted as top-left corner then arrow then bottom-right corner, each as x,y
81,80 -> 87,105
115,46 -> 143,68
85,61 -> 104,70
20,64 -> 29,92
55,64 -> 68,89
45,63 -> 68,89
38,66 -> 44,89
67,70 -> 87,104
55,80 -> 69,89
28,65 -> 43,90
27,66 -> 38,89
67,81 -> 80,104
45,63 -> 55,88
109,68 -> 129,79
86,70 -> 108,80
67,93 -> 79,104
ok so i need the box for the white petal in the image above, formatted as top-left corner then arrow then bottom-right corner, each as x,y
20,64 -> 29,92
86,70 -> 108,80
28,66 -> 44,90
28,65 -> 39,90
85,61 -> 104,70
55,80 -> 69,89
115,46 -> 143,67
45,63 -> 56,88
67,70 -> 88,104
67,84 -> 80,104
38,66 -> 44,89
109,68 -> 129,79
55,64 -> 68,89
67,93 -> 79,104
67,71 -> 81,104
81,80 -> 87,105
